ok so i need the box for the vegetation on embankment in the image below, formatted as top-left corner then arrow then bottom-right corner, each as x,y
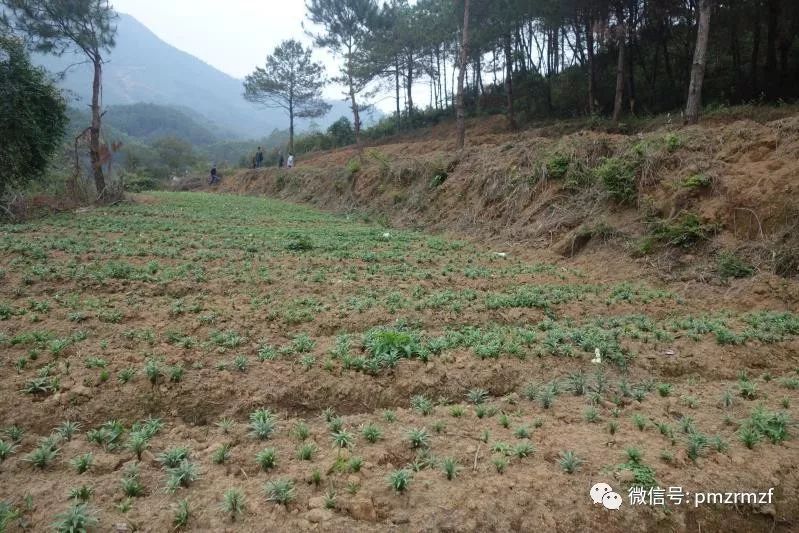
212,110 -> 799,284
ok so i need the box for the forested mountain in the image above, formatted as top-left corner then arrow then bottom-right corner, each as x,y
89,103 -> 223,146
32,13 -> 354,138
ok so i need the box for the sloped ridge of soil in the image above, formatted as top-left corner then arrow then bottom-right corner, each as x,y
216,113 -> 799,281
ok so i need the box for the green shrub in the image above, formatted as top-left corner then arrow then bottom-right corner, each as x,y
165,460 -> 200,492
122,172 -> 160,193
717,252 -> 755,279
441,457 -> 460,480
285,235 -> 314,252
52,503 -> 98,533
388,469 -> 412,492
248,409 -> 277,440
157,447 -> 190,469
0,440 -> 18,462
546,153 -> 570,179
665,133 -> 681,152
594,157 -> 637,204
361,325 -> 423,372
617,460 -> 656,487
346,158 -> 361,175
173,499 -> 190,529
650,212 -> 716,248
682,174 -> 711,189
361,423 -> 382,443
221,488 -> 246,521
0,35 -> 68,200
429,172 -> 448,188
256,448 -> 277,470
264,478 -> 295,504
558,450 -> 583,473
0,501 -> 19,532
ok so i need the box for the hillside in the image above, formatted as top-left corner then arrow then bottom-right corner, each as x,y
34,13 -> 357,139
68,103 -> 222,146
212,108 -> 799,286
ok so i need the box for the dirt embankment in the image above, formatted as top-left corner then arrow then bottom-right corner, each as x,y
209,113 -> 799,283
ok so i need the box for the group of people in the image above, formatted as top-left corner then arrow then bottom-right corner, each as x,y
252,147 -> 294,169
209,147 -> 296,186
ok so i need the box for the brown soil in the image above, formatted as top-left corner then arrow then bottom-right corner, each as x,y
1,113 -> 799,532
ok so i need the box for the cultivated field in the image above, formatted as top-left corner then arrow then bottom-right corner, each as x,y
0,192 -> 797,532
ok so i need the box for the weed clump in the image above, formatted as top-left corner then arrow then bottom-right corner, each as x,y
546,153 -> 571,180
285,234 -> 314,252
388,469 -> 412,492
52,503 -> 98,533
264,478 -> 295,505
649,212 -> 717,248
717,251 -> 754,279
738,406 -> 790,447
682,174 -> 711,189
360,325 -> 424,373
594,157 -> 637,204
248,409 -> 277,440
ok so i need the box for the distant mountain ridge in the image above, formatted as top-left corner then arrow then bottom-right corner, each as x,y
95,103 -> 221,145
33,13 -> 356,139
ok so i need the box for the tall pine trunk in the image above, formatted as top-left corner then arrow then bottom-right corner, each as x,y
765,0 -> 779,97
90,57 -> 106,199
406,52 -> 414,117
455,0 -> 470,151
346,48 -> 361,150
289,101 -> 295,154
685,0 -> 711,124
586,13 -> 596,115
503,33 -> 517,130
612,22 -> 626,124
751,6 -> 761,97
395,56 -> 401,133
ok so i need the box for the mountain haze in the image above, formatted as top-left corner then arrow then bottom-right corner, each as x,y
34,13 -> 356,139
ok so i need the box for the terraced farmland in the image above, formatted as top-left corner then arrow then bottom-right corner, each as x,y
0,192 -> 797,531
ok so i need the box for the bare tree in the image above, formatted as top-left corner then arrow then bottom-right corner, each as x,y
612,11 -> 626,124
455,0 -> 470,151
685,0 -> 712,125
306,0 -> 378,150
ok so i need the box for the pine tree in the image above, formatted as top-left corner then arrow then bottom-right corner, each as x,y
5,0 -> 117,200
244,40 -> 330,153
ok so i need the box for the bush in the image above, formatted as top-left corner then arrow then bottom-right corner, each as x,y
327,117 -> 356,146
0,35 -> 68,200
52,503 -> 98,533
594,157 -> 637,204
285,235 -> 314,252
346,158 -> 361,175
682,174 -> 711,189
650,212 -> 716,248
361,325 -> 424,372
717,251 -> 754,279
546,154 -> 570,180
665,133 -> 681,152
429,172 -> 448,188
122,172 -> 160,193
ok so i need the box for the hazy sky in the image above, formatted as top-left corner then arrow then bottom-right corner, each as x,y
112,0 -> 427,112
112,0 -> 345,98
